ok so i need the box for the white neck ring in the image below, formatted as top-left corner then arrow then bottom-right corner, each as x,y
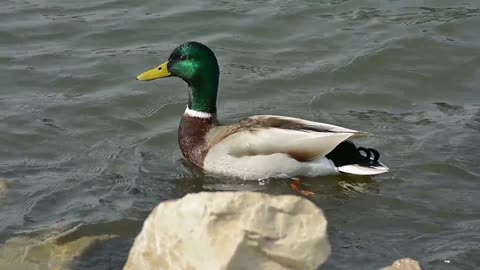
184,107 -> 213,118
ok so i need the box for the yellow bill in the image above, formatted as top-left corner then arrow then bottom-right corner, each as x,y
136,61 -> 171,81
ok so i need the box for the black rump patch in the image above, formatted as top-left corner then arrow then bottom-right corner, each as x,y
326,141 -> 381,167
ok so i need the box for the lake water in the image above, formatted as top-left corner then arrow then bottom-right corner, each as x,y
1,0 -> 480,269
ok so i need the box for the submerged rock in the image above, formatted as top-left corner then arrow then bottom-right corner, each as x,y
124,192 -> 330,270
0,231 -> 116,270
28,234 -> 116,269
0,237 -> 41,267
0,258 -> 48,270
382,258 -> 422,270
0,178 -> 7,201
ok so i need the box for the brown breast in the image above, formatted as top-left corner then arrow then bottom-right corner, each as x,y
178,115 -> 217,168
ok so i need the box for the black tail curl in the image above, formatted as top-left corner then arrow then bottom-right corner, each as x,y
326,141 -> 381,167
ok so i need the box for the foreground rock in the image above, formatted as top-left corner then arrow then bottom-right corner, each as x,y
382,258 -> 422,270
124,192 -> 330,270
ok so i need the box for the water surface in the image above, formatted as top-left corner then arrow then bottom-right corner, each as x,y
1,0 -> 480,269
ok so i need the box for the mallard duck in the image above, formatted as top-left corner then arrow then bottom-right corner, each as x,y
137,41 -> 388,182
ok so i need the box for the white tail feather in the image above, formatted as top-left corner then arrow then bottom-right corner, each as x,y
338,163 -> 389,175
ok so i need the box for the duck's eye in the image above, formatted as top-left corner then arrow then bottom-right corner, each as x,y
180,55 -> 187,61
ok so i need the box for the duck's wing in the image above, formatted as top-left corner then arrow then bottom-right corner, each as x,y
209,115 -> 369,162
248,115 -> 369,136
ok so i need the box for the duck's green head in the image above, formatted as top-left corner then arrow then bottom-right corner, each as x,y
137,41 -> 219,114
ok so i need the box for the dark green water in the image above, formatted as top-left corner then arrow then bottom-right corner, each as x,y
1,0 -> 480,269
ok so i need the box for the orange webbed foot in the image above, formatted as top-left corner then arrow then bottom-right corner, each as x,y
290,178 -> 315,196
